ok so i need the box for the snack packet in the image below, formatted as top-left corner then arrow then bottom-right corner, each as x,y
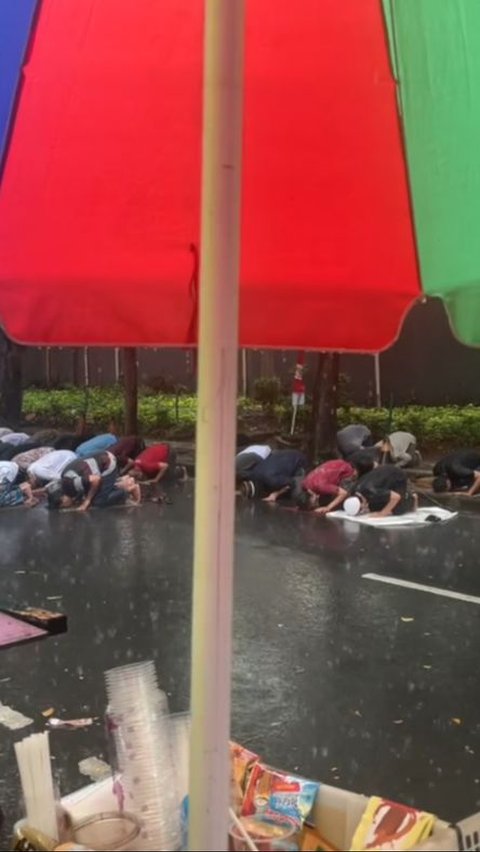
242,763 -> 319,828
230,741 -> 260,813
350,797 -> 436,851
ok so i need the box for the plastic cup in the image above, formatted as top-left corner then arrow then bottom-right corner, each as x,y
229,815 -> 299,851
73,811 -> 140,851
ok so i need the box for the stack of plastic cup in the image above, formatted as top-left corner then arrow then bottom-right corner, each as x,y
168,713 -> 191,806
105,661 -> 181,851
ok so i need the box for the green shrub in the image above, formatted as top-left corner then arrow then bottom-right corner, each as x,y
21,387 -> 480,448
338,405 -> 480,447
252,377 -> 282,406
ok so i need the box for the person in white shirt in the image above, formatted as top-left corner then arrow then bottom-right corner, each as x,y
27,450 -> 77,487
0,461 -> 37,508
235,444 -> 272,480
377,431 -> 420,468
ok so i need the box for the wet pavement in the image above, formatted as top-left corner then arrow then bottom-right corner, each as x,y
1,487 -> 480,847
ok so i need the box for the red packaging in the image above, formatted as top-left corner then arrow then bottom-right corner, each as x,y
242,762 -> 319,828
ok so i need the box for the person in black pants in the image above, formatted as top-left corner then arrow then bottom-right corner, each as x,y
242,449 -> 308,503
432,450 -> 480,495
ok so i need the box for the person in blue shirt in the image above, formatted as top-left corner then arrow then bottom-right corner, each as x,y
75,433 -> 117,458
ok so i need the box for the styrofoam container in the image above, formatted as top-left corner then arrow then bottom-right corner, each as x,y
59,777 -> 461,851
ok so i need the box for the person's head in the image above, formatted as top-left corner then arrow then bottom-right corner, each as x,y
117,474 -> 140,496
46,482 -> 74,510
350,450 -> 375,478
130,465 -> 146,481
296,490 -> 317,511
432,475 -> 449,493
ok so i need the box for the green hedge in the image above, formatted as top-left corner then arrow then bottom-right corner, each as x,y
338,405 -> 480,446
21,388 -> 480,445
22,387 -> 197,433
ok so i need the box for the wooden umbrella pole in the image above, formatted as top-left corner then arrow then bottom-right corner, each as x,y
188,2 -> 245,850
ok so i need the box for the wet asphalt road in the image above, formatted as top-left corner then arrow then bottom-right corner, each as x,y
1,487 -> 480,847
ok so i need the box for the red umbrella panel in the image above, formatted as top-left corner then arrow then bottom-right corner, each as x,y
0,0 -> 420,352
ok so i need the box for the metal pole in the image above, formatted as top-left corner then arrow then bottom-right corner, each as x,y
83,347 -> 90,387
242,348 -> 248,397
188,2 -> 245,850
114,347 -> 121,383
123,347 -> 138,434
45,347 -> 52,388
374,353 -> 382,408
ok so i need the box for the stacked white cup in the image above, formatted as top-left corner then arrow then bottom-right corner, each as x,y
105,661 -> 181,851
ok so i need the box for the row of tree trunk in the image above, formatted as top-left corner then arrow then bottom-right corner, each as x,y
0,331 -> 338,454
0,329 -> 23,426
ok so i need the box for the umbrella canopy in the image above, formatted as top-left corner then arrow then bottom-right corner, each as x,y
383,0 -> 480,346
2,4 -> 479,849
0,0 -> 38,164
0,0 -> 426,352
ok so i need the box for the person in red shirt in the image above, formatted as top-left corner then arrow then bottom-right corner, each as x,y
128,443 -> 186,488
297,452 -> 374,514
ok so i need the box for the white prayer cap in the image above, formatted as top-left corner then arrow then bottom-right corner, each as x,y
344,496 -> 361,516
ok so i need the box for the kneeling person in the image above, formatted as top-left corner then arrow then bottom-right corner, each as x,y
347,465 -> 416,518
297,452 -> 375,515
433,450 -> 480,495
130,443 -> 184,484
235,444 -> 271,481
0,462 -> 37,508
377,431 -> 420,468
336,424 -> 373,460
246,450 -> 308,502
298,459 -> 355,514
49,452 -> 137,511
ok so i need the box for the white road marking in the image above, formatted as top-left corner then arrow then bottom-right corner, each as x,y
362,573 -> 480,606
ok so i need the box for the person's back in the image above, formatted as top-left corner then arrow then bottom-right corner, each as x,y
357,464 -> 408,497
247,449 -> 308,502
337,424 -> 372,459
235,444 -> 271,479
356,464 -> 411,515
0,432 -> 29,446
389,432 -> 417,465
12,446 -> 53,472
255,449 -> 307,479
76,433 -> 117,458
237,444 -> 271,460
302,459 -> 354,495
433,449 -> 480,493
28,450 -> 77,484
433,450 -> 480,478
134,443 -> 170,477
